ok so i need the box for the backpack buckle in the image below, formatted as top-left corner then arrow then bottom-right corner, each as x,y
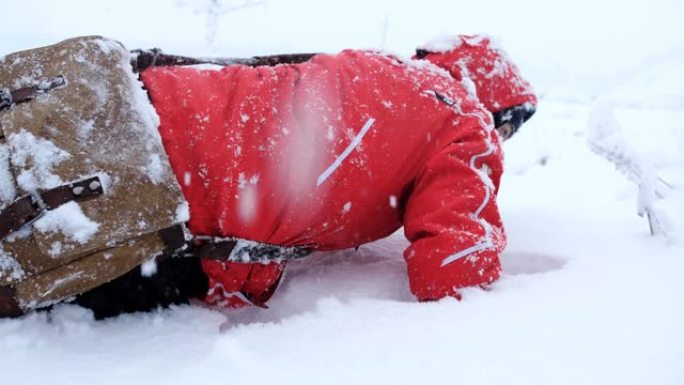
25,191 -> 47,226
0,88 -> 12,111
0,76 -> 65,113
35,76 -> 65,92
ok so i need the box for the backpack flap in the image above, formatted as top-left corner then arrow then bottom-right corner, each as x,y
0,36 -> 188,307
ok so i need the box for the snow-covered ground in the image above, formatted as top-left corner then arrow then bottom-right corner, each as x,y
1,1 -> 683,384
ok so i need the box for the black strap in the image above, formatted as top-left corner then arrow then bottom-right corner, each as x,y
157,223 -> 188,255
172,235 -> 313,263
131,49 -> 317,73
156,224 -> 313,263
0,176 -> 104,241
190,239 -> 238,260
0,286 -> 23,318
143,213 -> 313,263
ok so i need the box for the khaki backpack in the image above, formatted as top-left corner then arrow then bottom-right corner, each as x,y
0,36 -> 188,317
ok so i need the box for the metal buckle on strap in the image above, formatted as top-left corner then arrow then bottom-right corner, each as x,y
0,88 -> 12,110
35,76 -> 65,92
25,191 -> 47,226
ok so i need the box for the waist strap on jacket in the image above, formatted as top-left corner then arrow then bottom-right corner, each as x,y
182,235 -> 313,263
189,235 -> 314,263
154,225 -> 313,264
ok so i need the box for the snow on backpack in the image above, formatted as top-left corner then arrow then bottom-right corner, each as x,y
0,36 -> 188,317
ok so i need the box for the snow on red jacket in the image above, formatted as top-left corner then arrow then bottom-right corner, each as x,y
417,34 -> 537,114
141,48 -> 506,305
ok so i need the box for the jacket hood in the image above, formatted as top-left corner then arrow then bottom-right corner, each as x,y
416,34 -> 537,114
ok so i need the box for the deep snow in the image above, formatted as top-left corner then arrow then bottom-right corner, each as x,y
1,1 -> 683,384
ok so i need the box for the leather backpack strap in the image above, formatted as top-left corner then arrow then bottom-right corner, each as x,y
0,176 -> 104,241
0,76 -> 65,115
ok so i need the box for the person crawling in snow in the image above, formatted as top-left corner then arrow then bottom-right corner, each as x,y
0,34 -> 536,318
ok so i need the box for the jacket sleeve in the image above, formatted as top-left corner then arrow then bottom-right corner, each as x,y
403,108 -> 505,301
201,260 -> 285,308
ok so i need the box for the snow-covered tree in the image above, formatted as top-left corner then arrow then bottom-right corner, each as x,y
586,101 -> 672,238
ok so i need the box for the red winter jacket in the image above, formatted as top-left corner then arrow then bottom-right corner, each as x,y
141,36 -> 531,307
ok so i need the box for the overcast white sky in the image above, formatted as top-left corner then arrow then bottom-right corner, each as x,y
2,0 -> 683,98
